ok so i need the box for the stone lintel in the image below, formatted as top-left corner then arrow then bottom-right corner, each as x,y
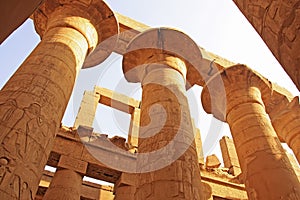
33,0 -> 119,68
116,13 -> 295,101
58,155 -> 88,174
94,86 -> 140,114
201,170 -> 247,200
47,127 -> 136,183
114,173 -> 136,189
201,64 -> 272,121
115,14 -> 234,69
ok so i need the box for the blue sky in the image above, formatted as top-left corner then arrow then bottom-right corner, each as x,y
0,0 -> 298,158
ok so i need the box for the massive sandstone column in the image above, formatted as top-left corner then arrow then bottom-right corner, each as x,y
42,169 -> 83,200
0,0 -> 118,199
233,0 -> 300,90
268,96 -> 300,163
201,64 -> 300,199
43,154 -> 88,200
123,28 -> 206,200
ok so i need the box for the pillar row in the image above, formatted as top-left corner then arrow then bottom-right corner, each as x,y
123,28 -> 205,200
0,0 -> 118,199
201,64 -> 300,200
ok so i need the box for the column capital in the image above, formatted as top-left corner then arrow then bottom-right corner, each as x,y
33,0 -> 119,68
270,96 -> 300,140
201,64 -> 272,121
122,27 -> 216,88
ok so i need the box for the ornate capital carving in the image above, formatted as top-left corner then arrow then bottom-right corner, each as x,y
33,0 -> 119,68
201,64 -> 272,121
269,96 -> 300,141
122,27 -> 218,88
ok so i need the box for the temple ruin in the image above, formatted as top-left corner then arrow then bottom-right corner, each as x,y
0,0 -> 299,199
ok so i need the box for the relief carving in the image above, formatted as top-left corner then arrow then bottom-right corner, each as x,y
0,100 -> 24,143
0,100 -> 51,199
2,103 -> 42,158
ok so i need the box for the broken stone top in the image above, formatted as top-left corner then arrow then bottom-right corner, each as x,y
33,0 -> 119,68
201,64 -> 272,121
122,27 -> 213,88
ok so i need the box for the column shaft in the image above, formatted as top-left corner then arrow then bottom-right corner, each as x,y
279,118 -> 300,164
227,87 -> 300,199
0,9 -> 89,200
271,104 -> 300,164
135,65 -> 202,200
43,169 -> 82,200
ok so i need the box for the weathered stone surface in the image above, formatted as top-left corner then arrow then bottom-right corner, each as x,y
123,28 -> 203,200
114,173 -> 136,200
128,108 -> 140,152
193,119 -> 205,165
268,96 -> 300,163
42,169 -> 83,200
0,0 -> 45,43
74,91 -> 100,128
49,126 -> 128,183
200,170 -> 247,200
233,0 -> 300,90
219,136 -> 241,176
34,0 -> 119,68
36,170 -> 114,200
58,155 -> 88,174
202,64 -> 300,199
122,27 -> 220,88
0,0 -> 118,198
205,154 -> 221,169
94,86 -> 140,114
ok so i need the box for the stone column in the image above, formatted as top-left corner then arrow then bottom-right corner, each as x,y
268,96 -> 300,164
43,155 -> 88,200
0,0 -> 118,199
201,64 -> 300,199
43,169 -> 83,200
123,28 -> 204,200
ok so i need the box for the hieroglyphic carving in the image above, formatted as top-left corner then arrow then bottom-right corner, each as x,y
0,100 -> 55,199
0,100 -> 24,143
